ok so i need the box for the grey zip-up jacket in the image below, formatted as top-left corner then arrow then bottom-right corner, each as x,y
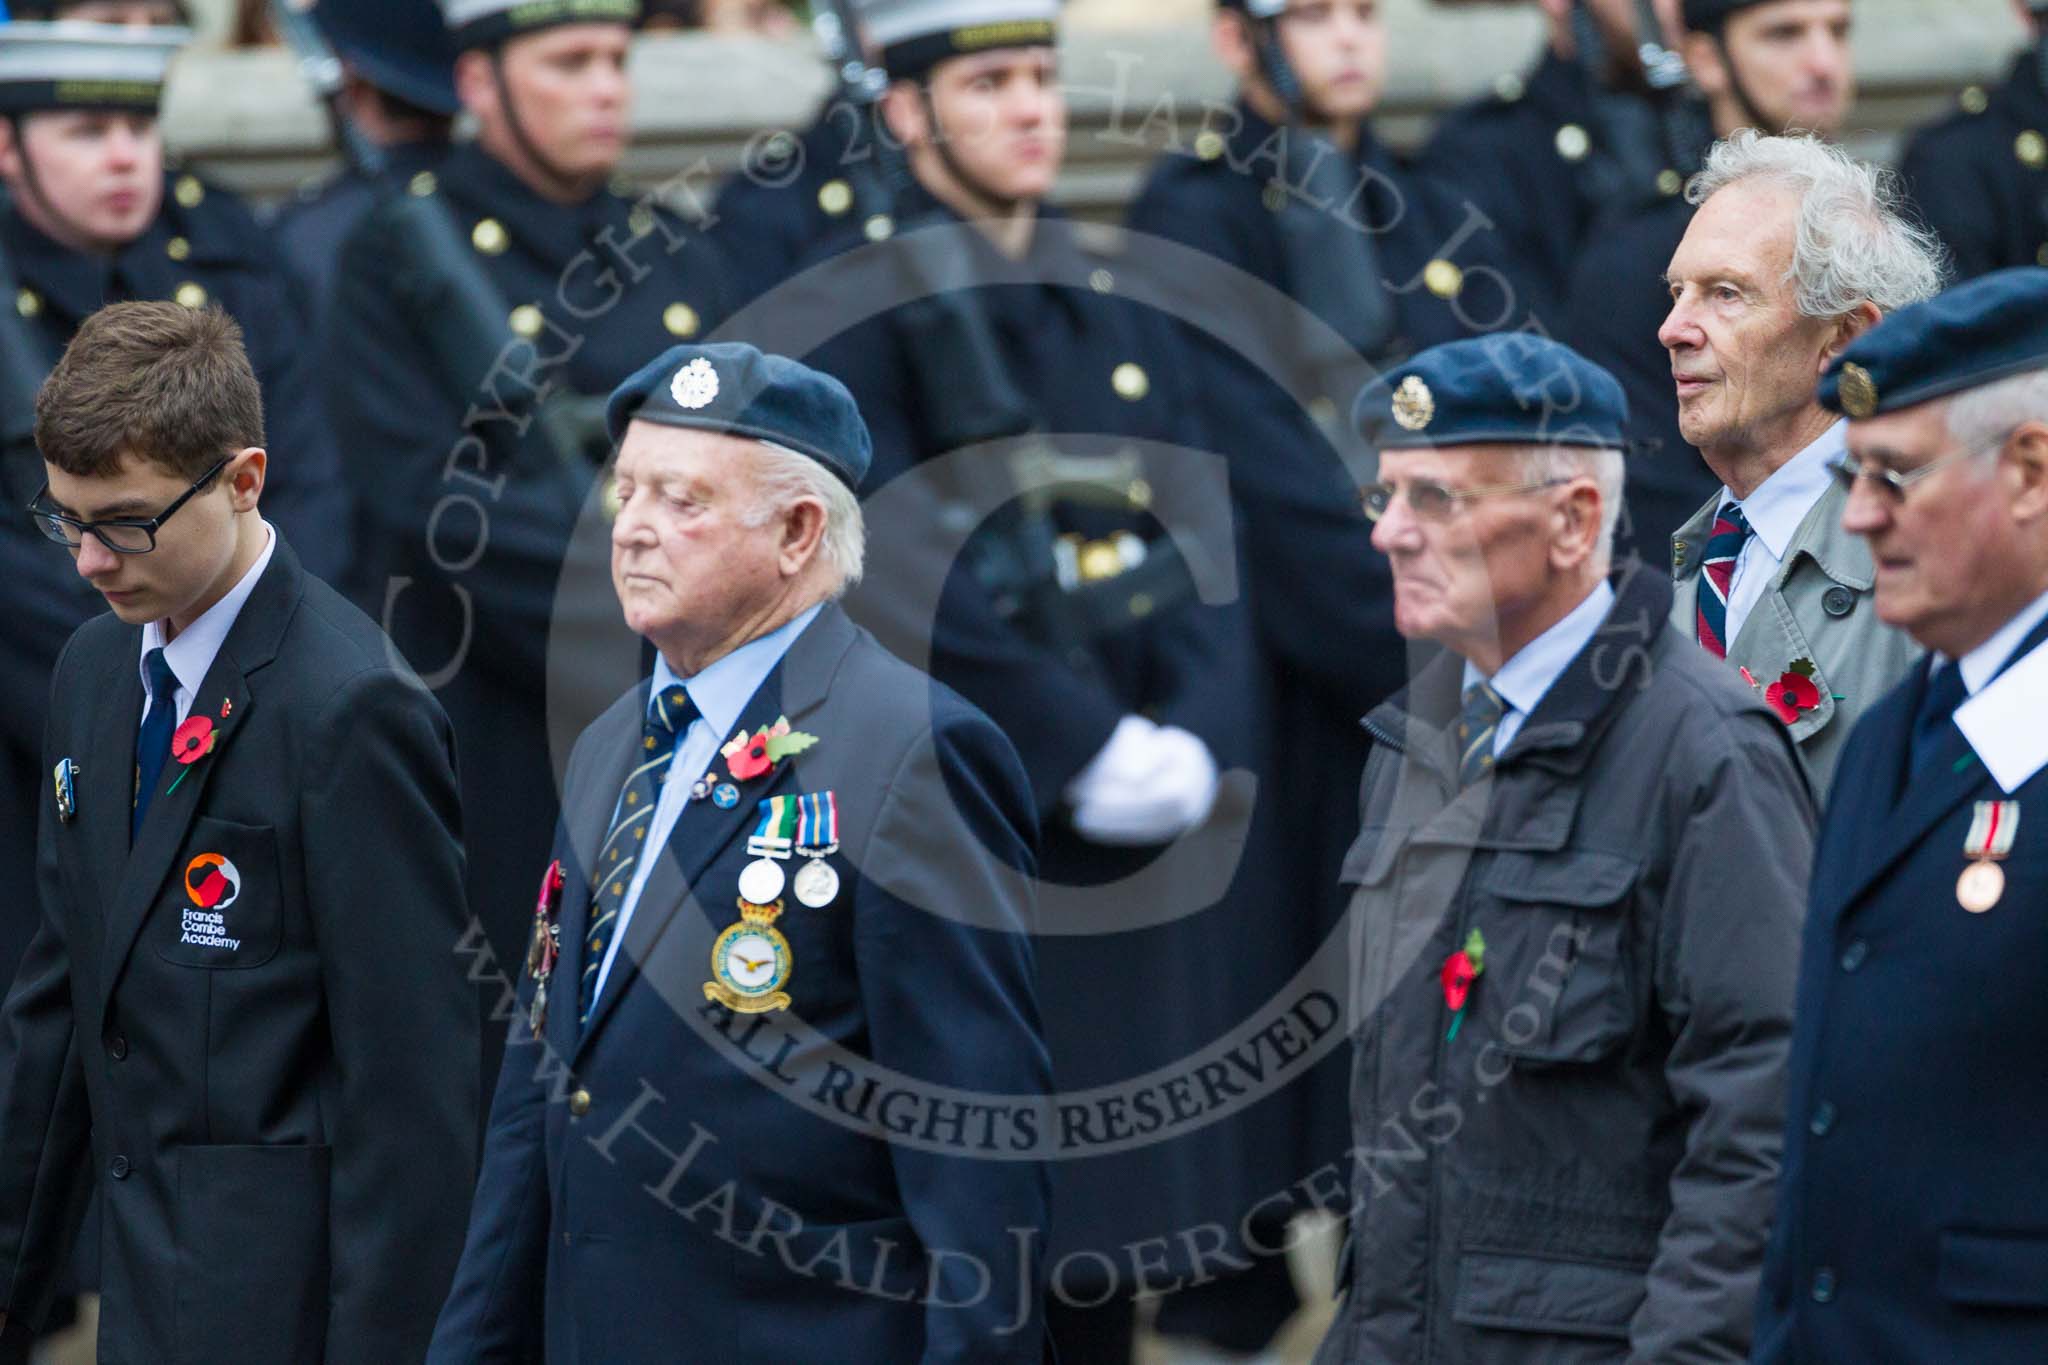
1315,565 -> 1817,1364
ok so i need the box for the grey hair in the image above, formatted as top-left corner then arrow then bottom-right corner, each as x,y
1519,443 -> 1627,575
1686,130 -> 1947,320
1945,368 -> 2048,458
740,440 -> 867,597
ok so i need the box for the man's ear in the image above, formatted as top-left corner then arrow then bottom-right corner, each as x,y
452,49 -> 497,120
2004,420 -> 2048,529
0,118 -> 21,182
1551,477 -> 1605,572
1681,29 -> 1728,100
880,81 -> 929,151
777,496 -> 828,577
226,447 -> 266,513
1822,301 -> 1884,370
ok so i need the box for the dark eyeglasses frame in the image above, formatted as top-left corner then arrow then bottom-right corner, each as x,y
1360,476 -> 1571,523
1825,444 -> 1990,502
27,457 -> 230,555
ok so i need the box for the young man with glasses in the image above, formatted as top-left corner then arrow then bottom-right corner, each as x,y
1321,332 -> 1814,1364
1757,267 -> 2048,1365
0,301 -> 477,1362
1660,131 -> 1935,794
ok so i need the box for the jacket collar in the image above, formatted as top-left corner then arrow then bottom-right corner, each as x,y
437,141 -> 625,269
1670,465 -> 1872,593
5,180 -> 194,324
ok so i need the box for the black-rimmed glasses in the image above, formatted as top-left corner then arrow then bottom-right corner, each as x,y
27,457 -> 229,554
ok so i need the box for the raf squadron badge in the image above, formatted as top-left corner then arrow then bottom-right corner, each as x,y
527,859 -> 566,1036
52,758 -> 77,824
705,897 -> 793,1014
1958,801 -> 2019,913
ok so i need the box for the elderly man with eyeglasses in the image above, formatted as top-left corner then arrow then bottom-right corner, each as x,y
1317,333 -> 1816,1364
1756,266 -> 2048,1365
1662,131 -> 1942,795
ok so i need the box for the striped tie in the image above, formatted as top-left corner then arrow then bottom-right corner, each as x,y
1458,681 -> 1507,789
1694,502 -> 1754,659
580,684 -> 696,1023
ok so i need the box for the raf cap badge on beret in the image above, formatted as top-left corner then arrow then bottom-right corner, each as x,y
671,357 -> 719,410
1837,363 -> 1878,419
1391,376 -> 1436,432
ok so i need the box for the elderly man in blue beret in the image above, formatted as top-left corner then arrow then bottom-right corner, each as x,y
1314,334 -> 1816,1364
1757,267 -> 2048,1365
428,344 -> 1052,1365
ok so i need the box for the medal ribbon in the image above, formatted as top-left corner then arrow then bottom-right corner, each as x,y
1966,801 -> 2020,860
796,790 -> 839,855
750,795 -> 799,853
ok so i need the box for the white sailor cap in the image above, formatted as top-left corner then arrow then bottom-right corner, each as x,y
0,20 -> 189,116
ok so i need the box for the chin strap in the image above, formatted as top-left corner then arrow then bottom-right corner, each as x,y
8,114 -> 118,254
914,84 -> 1029,216
488,53 -> 590,197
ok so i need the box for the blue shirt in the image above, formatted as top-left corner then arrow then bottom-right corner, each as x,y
1461,580 -> 1616,758
591,603 -> 822,1001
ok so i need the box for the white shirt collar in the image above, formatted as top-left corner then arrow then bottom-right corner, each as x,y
1954,587 -> 2048,696
138,522 -> 276,707
1723,419 -> 1844,563
648,602 -> 823,739
1462,579 -> 1616,722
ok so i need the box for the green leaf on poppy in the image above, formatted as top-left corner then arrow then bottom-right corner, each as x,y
1789,657 -> 1818,677
1463,928 -> 1486,977
763,731 -> 820,762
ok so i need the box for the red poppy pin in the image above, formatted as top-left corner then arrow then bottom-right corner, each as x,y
1442,929 -> 1486,1041
1758,658 -> 1843,725
720,716 -> 818,783
163,715 -> 218,795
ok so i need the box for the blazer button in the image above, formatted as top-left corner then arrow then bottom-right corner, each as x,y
109,1155 -> 130,1180
1822,585 -> 1855,617
569,1088 -> 592,1118
1840,940 -> 1869,973
107,1033 -> 127,1060
1809,1100 -> 1837,1137
1811,1268 -> 1837,1303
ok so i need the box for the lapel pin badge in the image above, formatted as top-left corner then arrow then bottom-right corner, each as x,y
52,758 -> 78,824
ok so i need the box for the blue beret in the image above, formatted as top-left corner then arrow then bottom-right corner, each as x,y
605,343 -> 874,489
1353,334 -> 1630,453
1821,268 -> 2048,420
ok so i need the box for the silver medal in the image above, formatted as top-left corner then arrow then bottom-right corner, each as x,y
738,857 -> 786,906
793,857 -> 840,908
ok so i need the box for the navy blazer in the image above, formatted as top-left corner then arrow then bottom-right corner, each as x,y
1757,614 -> 2048,1363
429,604 -> 1052,1365
0,539 -> 478,1364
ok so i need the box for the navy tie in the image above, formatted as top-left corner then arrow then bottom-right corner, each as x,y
1457,681 -> 1507,789
133,647 -> 178,840
1908,661 -> 1969,781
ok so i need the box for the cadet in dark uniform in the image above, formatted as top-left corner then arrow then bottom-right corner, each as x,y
764,3 -> 1309,1359
321,0 -> 730,1093
0,21 -> 348,990
1121,12 -> 1529,1349
0,299 -> 476,1365
1561,0 -> 1855,555
1758,267 -> 2048,1364
707,111 -> 864,307
1423,0 -> 1710,328
269,0 -> 458,330
1898,3 -> 2048,282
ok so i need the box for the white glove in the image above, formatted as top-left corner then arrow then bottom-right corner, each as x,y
1065,714 -> 1221,846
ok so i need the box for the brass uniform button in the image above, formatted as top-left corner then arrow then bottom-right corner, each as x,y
165,235 -> 190,262
1078,539 -> 1124,581
1422,259 -> 1464,300
818,179 -> 853,216
2017,130 -> 2047,169
1961,85 -> 1989,115
863,213 -> 894,242
1194,130 -> 1225,162
1308,396 -> 1338,426
173,174 -> 204,209
1111,362 -> 1150,401
1089,268 -> 1115,294
1657,168 -> 1684,197
16,287 -> 40,319
1126,478 -> 1153,509
174,282 -> 207,308
1128,592 -> 1155,619
509,304 -> 544,337
628,204 -> 656,238
472,217 -> 509,255
1261,182 -> 1288,214
1554,123 -> 1590,162
663,302 -> 700,338
569,1088 -> 592,1117
1494,72 -> 1525,103
408,169 -> 438,197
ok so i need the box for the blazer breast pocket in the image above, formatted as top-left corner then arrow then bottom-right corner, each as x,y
152,817 -> 284,970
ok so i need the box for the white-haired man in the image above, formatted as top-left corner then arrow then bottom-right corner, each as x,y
429,344 -> 1053,1364
1317,334 -> 1814,1363
1660,130 -> 1940,793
